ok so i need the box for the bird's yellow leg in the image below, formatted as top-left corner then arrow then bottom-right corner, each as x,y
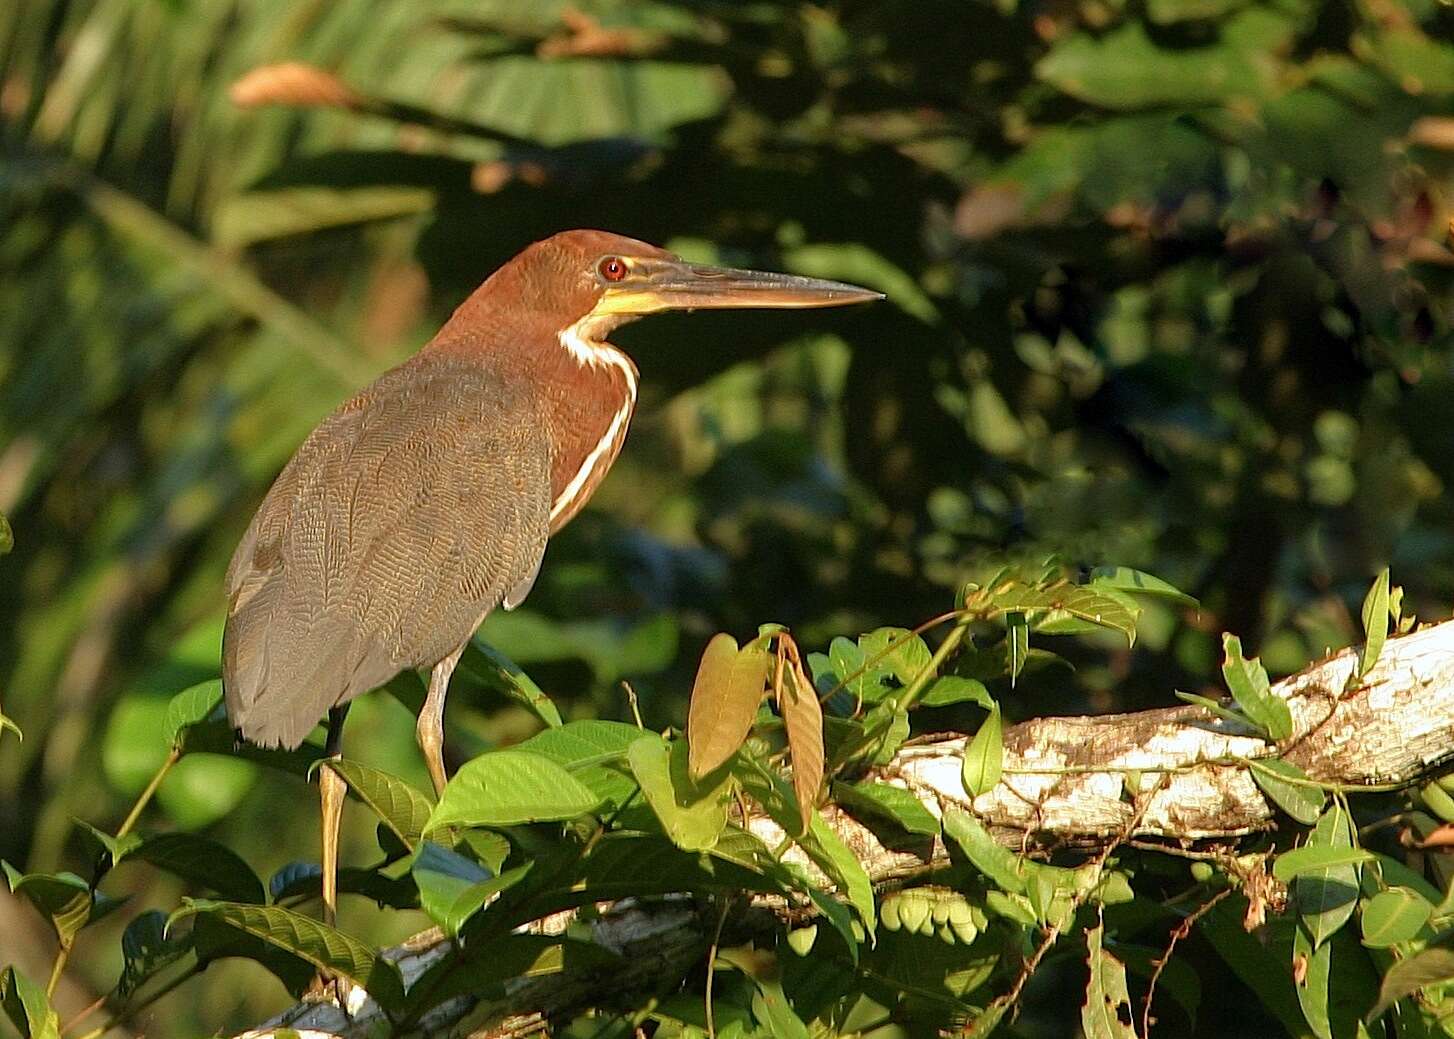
418,645 -> 466,798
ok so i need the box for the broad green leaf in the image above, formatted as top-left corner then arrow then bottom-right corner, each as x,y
919,675 -> 995,709
115,909 -> 190,999
0,967 -> 58,1039
1292,922 -> 1332,1039
1296,805 -> 1357,947
1036,8 -> 1295,109
323,759 -> 433,850
961,706 -> 1003,798
942,809 -> 1028,895
1087,566 -> 1198,608
428,750 -> 602,831
1361,888 -> 1432,948
1273,846 -> 1372,884
163,680 -> 224,746
627,736 -> 730,851
130,833 -> 266,903
833,780 -> 940,836
1360,568 -> 1390,678
73,820 -> 142,867
516,720 -> 644,769
981,582 -> 1138,647
1083,921 -> 1137,1039
858,628 -> 933,692
1250,758 -> 1325,825
170,899 -> 404,1012
687,634 -> 771,779
1368,945 -> 1454,1022
2,863 -> 101,945
1221,635 -> 1293,740
459,638 -> 562,728
416,852 -> 532,937
860,704 -> 910,767
828,636 -> 879,700
780,655 -> 825,835
750,981 -> 811,1039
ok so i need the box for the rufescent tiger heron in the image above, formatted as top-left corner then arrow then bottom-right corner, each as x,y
222,229 -> 882,932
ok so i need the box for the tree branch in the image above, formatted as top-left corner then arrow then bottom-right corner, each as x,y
236,618 -> 1454,1038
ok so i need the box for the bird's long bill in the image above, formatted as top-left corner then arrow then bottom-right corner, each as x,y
601,258 -> 884,313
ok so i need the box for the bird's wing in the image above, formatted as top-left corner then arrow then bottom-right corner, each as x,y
222,354 -> 552,749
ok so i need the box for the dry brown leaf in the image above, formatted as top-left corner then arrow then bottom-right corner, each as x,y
229,62 -> 362,111
686,633 -> 771,779
777,636 -> 825,836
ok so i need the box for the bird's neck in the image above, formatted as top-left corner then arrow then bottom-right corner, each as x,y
427,307 -> 638,534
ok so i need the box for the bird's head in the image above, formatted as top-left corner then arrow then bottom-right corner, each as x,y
464,229 -> 883,342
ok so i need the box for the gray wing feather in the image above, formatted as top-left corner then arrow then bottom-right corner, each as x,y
222,355 -> 551,748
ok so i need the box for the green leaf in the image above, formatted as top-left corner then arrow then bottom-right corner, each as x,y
115,909 -> 191,999
1250,758 -> 1325,825
1359,568 -> 1390,678
130,833 -> 266,903
982,582 -> 1139,647
413,843 -> 532,937
403,934 -> 619,1018
0,711 -> 20,743
0,967 -> 58,1039
1296,805 -> 1357,947
828,636 -> 877,700
323,759 -> 434,851
459,638 -> 562,728
0,514 -> 12,556
2,863 -> 101,945
1083,921 -> 1137,1038
214,185 -> 436,247
1272,846 -> 1373,884
73,820 -> 142,868
919,675 -> 995,709
1007,613 -> 1030,684
1087,566 -> 1198,608
516,720 -> 645,769
1368,944 -> 1454,1022
942,809 -> 1028,895
1221,635 -> 1293,740
1292,921 -> 1332,1039
627,736 -> 730,852
961,706 -> 1003,798
169,899 -> 404,1012
858,628 -> 933,694
833,780 -> 940,836
163,680 -> 224,747
860,704 -> 910,767
686,634 -> 772,778
1361,888 -> 1432,948
428,750 -> 602,831
750,981 -> 811,1039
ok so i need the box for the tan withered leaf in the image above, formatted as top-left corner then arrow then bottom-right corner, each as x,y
777,638 -> 825,836
687,634 -> 771,779
229,63 -> 363,111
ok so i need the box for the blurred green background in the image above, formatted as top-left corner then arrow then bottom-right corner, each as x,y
2,0 -> 1453,1033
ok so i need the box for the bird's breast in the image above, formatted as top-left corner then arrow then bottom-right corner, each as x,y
541,336 -> 639,532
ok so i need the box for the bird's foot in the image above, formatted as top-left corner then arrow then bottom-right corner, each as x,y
304,971 -> 365,1015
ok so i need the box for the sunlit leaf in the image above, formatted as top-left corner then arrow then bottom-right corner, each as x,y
1250,758 -> 1324,825
1292,922 -> 1332,1039
1088,566 -> 1198,608
2,863 -> 103,945
429,750 -> 602,831
163,680 -> 225,747
942,809 -> 1028,895
627,735 -> 729,852
1272,846 -> 1372,884
686,633 -> 771,779
1361,887 -> 1432,948
323,759 -> 433,851
1359,568 -> 1390,678
1295,805 -> 1356,947
779,652 -> 825,835
919,675 -> 995,709
833,780 -> 940,836
1221,635 -> 1293,740
1083,921 -> 1137,1038
961,705 -> 1003,798
459,638 -> 562,729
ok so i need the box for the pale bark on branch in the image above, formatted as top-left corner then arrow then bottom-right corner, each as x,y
237,618 -> 1454,1039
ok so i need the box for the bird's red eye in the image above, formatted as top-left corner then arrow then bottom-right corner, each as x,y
598,256 -> 627,282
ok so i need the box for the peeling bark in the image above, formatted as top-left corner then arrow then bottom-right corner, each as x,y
237,619 -> 1454,1038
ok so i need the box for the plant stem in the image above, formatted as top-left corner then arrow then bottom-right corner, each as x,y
46,940 -> 71,998
116,746 -> 179,840
895,619 -> 971,713
72,962 -> 202,1039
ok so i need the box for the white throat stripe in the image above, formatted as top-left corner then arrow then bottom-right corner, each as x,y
551,321 -> 638,522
